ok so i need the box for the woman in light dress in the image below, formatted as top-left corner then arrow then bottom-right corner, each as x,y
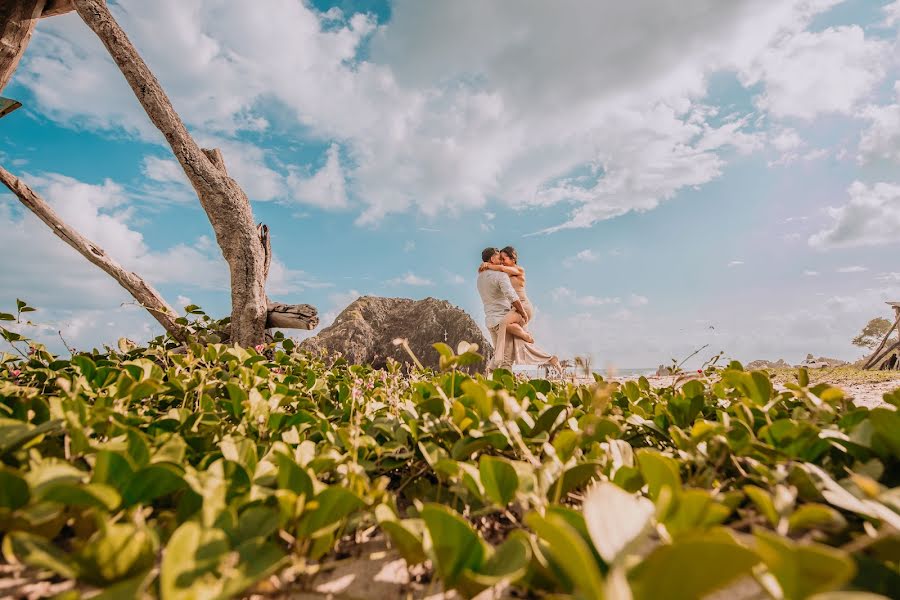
479,246 -> 563,375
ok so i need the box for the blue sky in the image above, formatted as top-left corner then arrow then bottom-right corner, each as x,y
2,0 -> 900,368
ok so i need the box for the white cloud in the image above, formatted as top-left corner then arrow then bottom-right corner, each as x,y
389,272 -> 433,286
728,260 -> 745,267
552,287 -> 620,307
740,26 -> 889,119
771,128 -> 803,153
809,181 -> 900,248
18,0 -> 857,230
563,249 -> 600,268
448,273 -> 466,285
877,272 -> 900,282
859,82 -> 900,165
885,1 -> 900,28
803,270 -> 819,276
837,266 -> 869,273
767,127 -> 829,166
630,294 -> 649,307
286,143 -> 348,209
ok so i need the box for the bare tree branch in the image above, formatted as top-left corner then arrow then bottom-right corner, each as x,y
72,0 -> 270,347
1,0 -> 45,92
0,164 -> 188,341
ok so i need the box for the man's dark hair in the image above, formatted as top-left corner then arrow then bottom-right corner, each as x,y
481,247 -> 497,263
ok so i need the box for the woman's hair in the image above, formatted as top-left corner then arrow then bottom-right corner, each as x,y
500,246 -> 518,263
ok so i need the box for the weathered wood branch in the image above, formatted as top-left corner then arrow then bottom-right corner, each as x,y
266,303 -> 318,330
72,0 -> 270,347
40,0 -> 72,17
863,308 -> 900,369
0,164 -> 188,341
1,0 -> 45,92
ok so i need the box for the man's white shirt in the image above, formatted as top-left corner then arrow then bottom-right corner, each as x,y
477,270 -> 519,329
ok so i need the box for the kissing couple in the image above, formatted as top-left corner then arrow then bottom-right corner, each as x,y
476,246 -> 563,375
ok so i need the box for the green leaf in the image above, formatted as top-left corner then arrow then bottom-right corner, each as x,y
0,467 -> 30,509
745,485 -> 779,526
75,523 -> 157,585
276,453 -> 313,498
422,503 -> 486,586
2,531 -> 79,580
636,448 -> 681,500
298,487 -> 365,538
550,461 -> 603,500
42,482 -> 121,512
529,404 -> 567,437
458,530 -> 532,596
121,463 -> 186,506
583,482 -> 654,563
479,455 -> 518,506
160,522 -> 229,600
525,511 -> 606,600
220,537 -> 286,598
869,408 -> 900,459
754,528 -> 856,600
376,505 -> 427,566
451,432 -> 509,460
630,535 -> 759,600
788,504 -> 847,533
0,418 -> 63,457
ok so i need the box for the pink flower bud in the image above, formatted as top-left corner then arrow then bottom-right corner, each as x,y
11,369 -> 21,377
255,344 -> 265,352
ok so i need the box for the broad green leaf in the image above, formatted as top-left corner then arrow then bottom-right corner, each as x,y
42,482 -> 121,512
629,536 -> 759,600
276,453 -> 313,498
479,455 -> 518,506
376,505 -> 427,566
219,537 -> 287,598
754,528 -> 856,600
458,531 -> 532,597
788,504 -> 847,533
298,487 -> 365,537
0,418 -> 63,457
664,489 -> 732,536
121,463 -> 186,506
636,449 -> 681,500
76,523 -> 156,585
525,511 -> 605,600
2,531 -> 78,580
0,468 -> 30,509
422,503 -> 486,586
745,485 -> 779,526
160,522 -> 229,600
584,482 -> 654,563
550,461 -> 602,500
869,409 -> 900,459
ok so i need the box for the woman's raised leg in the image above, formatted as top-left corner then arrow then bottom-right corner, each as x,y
503,309 -> 534,344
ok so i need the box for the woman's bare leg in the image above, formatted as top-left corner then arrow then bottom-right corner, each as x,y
503,310 -> 534,344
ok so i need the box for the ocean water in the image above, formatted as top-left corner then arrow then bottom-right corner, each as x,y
514,366 -> 656,379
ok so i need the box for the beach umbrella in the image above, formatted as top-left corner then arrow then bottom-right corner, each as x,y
0,97 -> 23,119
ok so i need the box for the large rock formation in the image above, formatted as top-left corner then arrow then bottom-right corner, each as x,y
300,296 -> 492,371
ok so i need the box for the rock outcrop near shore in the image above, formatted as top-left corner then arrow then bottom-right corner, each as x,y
300,296 -> 492,371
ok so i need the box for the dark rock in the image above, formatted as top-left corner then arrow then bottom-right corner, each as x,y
300,296 -> 492,371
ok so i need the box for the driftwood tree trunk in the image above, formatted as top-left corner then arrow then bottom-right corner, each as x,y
1,0 -> 318,343
0,0 -> 45,91
0,165 -> 187,340
71,0 -> 269,347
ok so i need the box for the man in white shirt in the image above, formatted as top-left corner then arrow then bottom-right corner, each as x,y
476,247 -> 527,372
